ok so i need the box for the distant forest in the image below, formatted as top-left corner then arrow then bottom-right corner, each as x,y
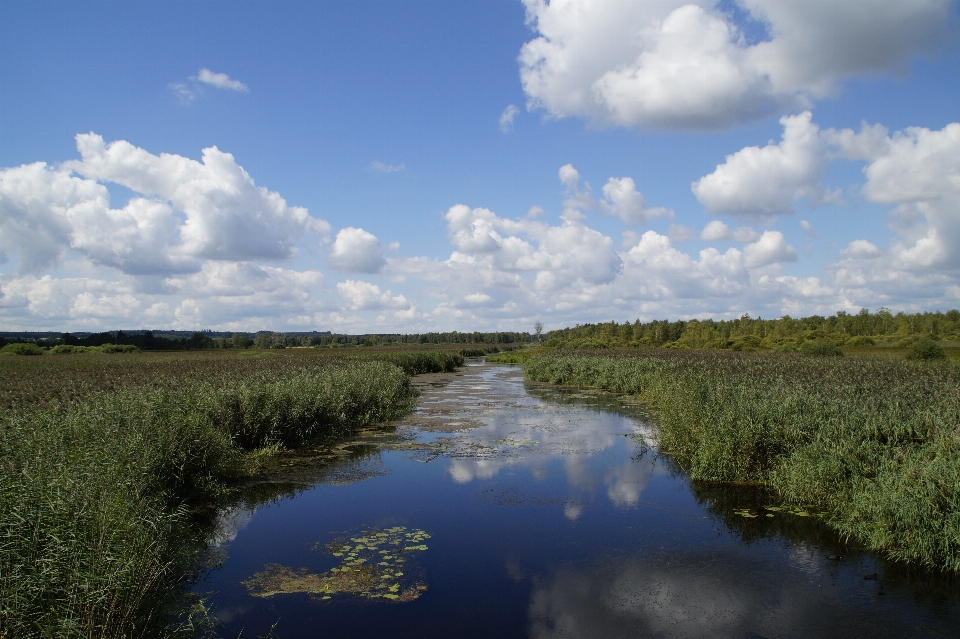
0,329 -> 533,351
543,308 -> 960,351
3,308 -> 958,353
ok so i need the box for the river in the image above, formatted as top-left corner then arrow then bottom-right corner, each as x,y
194,361 -> 960,638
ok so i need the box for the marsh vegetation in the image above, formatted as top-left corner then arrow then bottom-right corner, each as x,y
0,348 -> 464,638
523,349 -> 960,572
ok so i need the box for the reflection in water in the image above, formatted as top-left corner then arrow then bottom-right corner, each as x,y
208,505 -> 255,549
194,362 -> 960,639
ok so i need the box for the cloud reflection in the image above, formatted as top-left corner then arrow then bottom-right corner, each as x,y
527,552 -> 886,638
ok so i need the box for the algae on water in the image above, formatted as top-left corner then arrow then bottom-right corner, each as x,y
242,526 -> 430,602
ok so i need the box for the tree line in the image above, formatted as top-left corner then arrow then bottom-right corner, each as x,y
0,329 -> 533,351
543,308 -> 960,351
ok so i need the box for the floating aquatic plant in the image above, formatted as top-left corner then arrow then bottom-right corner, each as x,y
243,526 -> 431,602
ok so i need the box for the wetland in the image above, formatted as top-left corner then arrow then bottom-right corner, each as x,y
194,361 -> 960,638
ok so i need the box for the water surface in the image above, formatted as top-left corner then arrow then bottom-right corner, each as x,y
197,362 -> 960,638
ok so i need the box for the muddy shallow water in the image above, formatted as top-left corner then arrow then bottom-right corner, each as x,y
196,361 -> 960,638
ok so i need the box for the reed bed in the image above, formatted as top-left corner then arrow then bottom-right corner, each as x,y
523,349 -> 960,572
0,349 -> 457,638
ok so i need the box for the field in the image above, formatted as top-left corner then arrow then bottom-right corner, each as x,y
0,347 -> 469,639
523,349 -> 960,573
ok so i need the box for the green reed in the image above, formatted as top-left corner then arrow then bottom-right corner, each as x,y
523,349 -> 960,572
0,354 -> 424,638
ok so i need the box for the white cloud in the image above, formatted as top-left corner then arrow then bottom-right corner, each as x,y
328,227 -> 386,274
558,163 -> 581,189
700,220 -> 760,243
0,162 -> 94,274
369,161 -> 405,173
168,82 -> 197,105
4,121 -> 960,332
66,133 -> 328,263
666,224 -> 694,243
692,112 -> 832,219
499,104 -> 520,132
861,122 -> 960,270
337,280 -> 410,311
598,177 -> 672,225
559,164 -> 670,226
799,219 -> 818,239
519,0 -> 953,130
742,230 -> 798,269
169,69 -> 248,104
195,68 -> 249,92
842,239 -> 882,260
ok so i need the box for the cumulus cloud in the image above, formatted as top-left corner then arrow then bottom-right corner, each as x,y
692,112 -> 832,219
195,68 -> 249,92
559,164 -> 670,225
700,220 -> 760,243
4,119 -> 959,332
65,133 -> 328,263
337,280 -> 410,311
443,203 -> 623,287
519,0 -> 954,130
598,177 -> 673,225
822,121 -> 960,305
742,230 -> 798,269
860,122 -> 960,270
327,227 -> 387,274
500,104 -> 520,132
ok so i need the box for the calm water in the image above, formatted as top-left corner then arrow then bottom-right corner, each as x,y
196,362 -> 960,638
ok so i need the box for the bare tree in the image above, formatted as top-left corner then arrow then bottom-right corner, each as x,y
534,321 -> 543,345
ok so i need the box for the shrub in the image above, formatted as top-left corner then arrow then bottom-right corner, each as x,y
98,344 -> 140,354
0,343 -> 43,356
847,335 -> 876,347
906,337 -> 946,360
800,341 -> 843,356
48,344 -> 87,354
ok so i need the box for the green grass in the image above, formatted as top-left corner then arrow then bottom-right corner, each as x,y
0,348 -> 456,638
485,347 -> 551,364
523,349 -> 960,572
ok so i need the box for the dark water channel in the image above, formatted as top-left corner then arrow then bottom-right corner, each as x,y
197,362 -> 960,638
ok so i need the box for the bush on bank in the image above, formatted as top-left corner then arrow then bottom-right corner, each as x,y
523,350 -> 960,572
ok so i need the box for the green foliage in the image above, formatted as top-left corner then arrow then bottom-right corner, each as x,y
0,353 -> 425,638
360,350 -> 463,375
486,348 -> 552,364
906,337 -> 947,360
523,350 -> 960,572
48,343 -> 140,355
799,341 -> 844,356
0,343 -> 44,356
542,308 -> 959,353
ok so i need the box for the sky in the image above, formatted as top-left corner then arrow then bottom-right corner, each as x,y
1,0 -> 959,333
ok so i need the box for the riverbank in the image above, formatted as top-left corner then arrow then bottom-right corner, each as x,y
0,348 -> 464,638
522,350 -> 960,573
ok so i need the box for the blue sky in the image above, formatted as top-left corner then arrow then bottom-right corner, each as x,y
1,0 -> 959,332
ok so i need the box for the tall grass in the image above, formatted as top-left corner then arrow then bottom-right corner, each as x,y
1,355 -> 423,638
524,349 -> 960,572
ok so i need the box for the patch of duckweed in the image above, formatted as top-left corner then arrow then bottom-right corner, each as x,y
242,526 -> 430,603
764,505 -> 830,518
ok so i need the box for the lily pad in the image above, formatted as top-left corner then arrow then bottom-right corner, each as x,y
243,526 -> 431,603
